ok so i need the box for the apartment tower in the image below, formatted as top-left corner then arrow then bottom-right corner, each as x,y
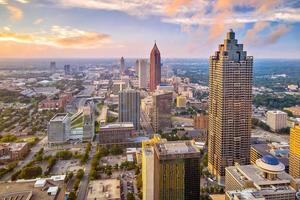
149,42 -> 161,92
208,29 -> 253,184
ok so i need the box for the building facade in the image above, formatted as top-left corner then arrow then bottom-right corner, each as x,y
138,59 -> 148,89
152,91 -> 172,133
208,30 -> 253,184
119,89 -> 140,131
290,126 -> 300,178
176,95 -> 187,108
99,122 -> 134,145
48,113 -> 71,145
149,43 -> 161,92
193,113 -> 208,130
82,104 -> 95,142
266,110 -> 287,132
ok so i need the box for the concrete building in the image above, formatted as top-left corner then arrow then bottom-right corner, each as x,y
99,122 -> 134,145
48,113 -> 71,145
82,104 -> 95,142
152,91 -> 172,133
120,56 -> 125,75
208,29 -> 253,184
87,179 -> 120,200
154,141 -> 201,200
289,126 -> 300,178
150,42 -> 161,92
176,95 -> 187,108
266,110 -> 287,132
225,156 -> 297,200
194,113 -> 208,130
112,80 -> 127,95
119,89 -> 140,131
0,142 -> 29,163
138,59 -> 148,89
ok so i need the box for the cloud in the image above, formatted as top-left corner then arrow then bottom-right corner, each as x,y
245,21 -> 270,43
165,0 -> 192,15
263,24 -> 290,45
15,0 -> 30,3
34,18 -> 44,25
0,26 -> 111,48
6,5 -> 23,21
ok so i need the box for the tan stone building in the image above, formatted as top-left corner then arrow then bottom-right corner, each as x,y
266,110 -> 287,132
208,29 -> 253,184
289,126 -> 300,178
193,113 -> 208,130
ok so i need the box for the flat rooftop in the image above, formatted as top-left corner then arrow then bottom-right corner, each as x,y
50,113 -> 68,122
101,122 -> 134,129
226,189 -> 265,200
155,141 -> 199,156
87,179 -> 120,200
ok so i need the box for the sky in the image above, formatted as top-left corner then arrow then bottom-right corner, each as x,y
0,0 -> 299,59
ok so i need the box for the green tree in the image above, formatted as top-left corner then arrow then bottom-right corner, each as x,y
110,144 -> 123,155
127,192 -> 135,200
19,166 -> 42,179
76,169 -> 84,179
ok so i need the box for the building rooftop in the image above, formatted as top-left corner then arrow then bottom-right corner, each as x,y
226,189 -> 265,200
50,113 -> 69,122
155,141 -> 199,156
100,122 -> 134,129
87,179 -> 120,200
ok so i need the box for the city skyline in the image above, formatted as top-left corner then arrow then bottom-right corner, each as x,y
0,0 -> 299,58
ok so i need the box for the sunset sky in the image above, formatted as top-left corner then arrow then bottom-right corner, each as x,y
0,0 -> 299,58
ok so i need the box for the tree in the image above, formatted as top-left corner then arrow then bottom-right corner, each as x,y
76,169 -> 84,179
127,192 -> 135,200
68,192 -> 76,200
110,144 -> 123,155
19,166 -> 42,179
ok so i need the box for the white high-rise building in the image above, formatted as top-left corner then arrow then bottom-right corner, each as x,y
138,59 -> 148,89
266,110 -> 287,131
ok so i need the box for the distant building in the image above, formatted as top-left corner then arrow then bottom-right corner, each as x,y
64,64 -> 71,75
48,113 -> 71,145
82,104 -> 95,142
135,59 -> 139,74
151,91 -> 172,133
194,113 -> 208,130
176,95 -> 187,108
99,122 -> 134,146
149,42 -> 161,92
142,138 -> 201,200
119,89 -> 140,131
208,29 -> 253,184
120,57 -> 125,75
138,59 -> 148,89
225,156 -> 297,200
87,179 -> 120,200
284,106 -> 300,117
50,61 -> 56,73
112,80 -> 127,95
290,126 -> 300,178
266,110 -> 287,132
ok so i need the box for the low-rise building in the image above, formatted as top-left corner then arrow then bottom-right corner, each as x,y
0,142 -> 29,163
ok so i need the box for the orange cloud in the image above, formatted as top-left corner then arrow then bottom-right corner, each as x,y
7,5 -> 23,21
0,32 -> 33,43
55,32 -> 110,47
245,21 -> 270,42
264,24 -> 290,45
166,0 -> 192,15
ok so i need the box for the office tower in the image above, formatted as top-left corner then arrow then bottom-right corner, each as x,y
154,141 -> 201,200
138,59 -> 148,89
120,57 -> 125,75
208,29 -> 253,184
50,61 -> 56,73
119,89 -> 140,131
48,113 -> 71,145
176,95 -> 187,108
289,126 -> 300,178
82,104 -> 95,142
266,110 -> 287,132
152,91 -> 172,133
225,156 -> 296,200
135,59 -> 139,74
64,64 -> 71,75
149,42 -> 161,92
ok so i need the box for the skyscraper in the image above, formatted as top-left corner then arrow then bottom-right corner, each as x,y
138,59 -> 148,89
150,42 -> 161,92
208,29 -> 253,184
64,64 -> 71,75
289,126 -> 300,178
120,56 -> 125,75
50,61 -> 56,73
119,89 -> 140,131
152,91 -> 172,133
